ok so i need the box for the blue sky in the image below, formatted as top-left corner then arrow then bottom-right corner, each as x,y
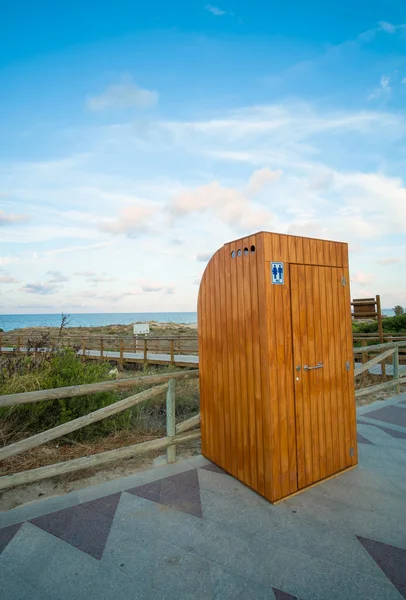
1,0 -> 406,313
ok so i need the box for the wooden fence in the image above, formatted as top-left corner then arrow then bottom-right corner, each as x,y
0,370 -> 200,492
354,341 -> 406,398
0,334 -> 199,367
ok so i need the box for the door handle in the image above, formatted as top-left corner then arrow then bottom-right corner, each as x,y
304,362 -> 324,371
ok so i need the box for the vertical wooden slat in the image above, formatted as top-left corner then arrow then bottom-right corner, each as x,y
287,235 -> 297,264
295,236 -> 304,264
213,251 -> 226,469
312,264 -> 326,481
303,237 -> 311,264
267,234 -> 281,500
325,267 -> 340,474
306,264 -> 320,484
249,235 -> 264,494
207,255 -> 217,462
337,269 -> 351,469
236,243 -> 250,485
224,244 -> 238,477
331,268 -> 346,471
243,238 -> 257,490
218,246 -> 231,473
290,264 -> 305,489
318,266 -> 333,478
342,264 -> 358,466
230,243 -> 244,482
256,234 -> 273,501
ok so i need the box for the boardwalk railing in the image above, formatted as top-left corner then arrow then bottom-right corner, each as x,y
0,370 -> 200,491
353,341 -> 406,398
0,334 -> 199,367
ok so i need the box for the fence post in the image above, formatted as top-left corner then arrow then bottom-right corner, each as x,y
17,337 -> 21,354
143,338 -> 148,366
376,294 -> 386,379
81,339 -> 86,362
170,339 -> 175,366
166,378 -> 176,463
361,340 -> 368,385
119,340 -> 124,368
100,338 -> 104,361
393,346 -> 400,394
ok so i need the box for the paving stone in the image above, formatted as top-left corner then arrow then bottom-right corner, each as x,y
151,541 -> 212,600
210,563 -> 272,600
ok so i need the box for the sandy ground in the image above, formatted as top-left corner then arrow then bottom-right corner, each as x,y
4,321 -> 198,338
0,439 -> 201,512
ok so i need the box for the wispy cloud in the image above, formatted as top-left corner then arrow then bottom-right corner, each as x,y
0,274 -> 19,283
47,270 -> 70,283
377,258 -> 403,264
0,210 -> 29,226
22,283 -> 58,295
205,4 -> 228,16
368,75 -> 391,100
87,76 -> 158,111
98,204 -> 158,236
196,253 -> 212,262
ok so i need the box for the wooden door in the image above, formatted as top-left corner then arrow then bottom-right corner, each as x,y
290,264 -> 356,490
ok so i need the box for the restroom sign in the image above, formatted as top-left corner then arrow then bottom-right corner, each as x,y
271,262 -> 284,285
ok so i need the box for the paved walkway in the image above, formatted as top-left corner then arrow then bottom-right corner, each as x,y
1,394 -> 406,600
0,347 -> 199,367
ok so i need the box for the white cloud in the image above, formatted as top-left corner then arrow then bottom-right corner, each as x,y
0,275 -> 19,283
379,21 -> 396,34
351,271 -> 374,286
245,168 -> 283,196
47,270 -> 70,283
22,283 -> 58,295
377,258 -> 402,264
368,75 -> 391,100
0,210 -> 29,226
87,76 -> 158,111
99,204 -> 158,236
171,178 -> 274,231
205,4 -> 227,16
196,253 -> 212,262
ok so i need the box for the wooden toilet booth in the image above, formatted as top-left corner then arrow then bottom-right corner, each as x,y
197,231 -> 358,503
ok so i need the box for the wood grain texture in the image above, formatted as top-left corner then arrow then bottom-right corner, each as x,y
198,230 -> 356,503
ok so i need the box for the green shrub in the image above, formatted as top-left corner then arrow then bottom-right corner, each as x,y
382,314 -> 406,333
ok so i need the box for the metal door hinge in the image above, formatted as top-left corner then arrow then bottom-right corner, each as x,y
342,276 -> 347,286
350,447 -> 354,457
345,361 -> 350,371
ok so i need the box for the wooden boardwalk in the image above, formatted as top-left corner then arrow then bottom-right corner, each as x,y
0,346 -> 199,368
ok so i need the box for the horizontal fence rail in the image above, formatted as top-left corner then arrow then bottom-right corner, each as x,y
0,370 -> 200,491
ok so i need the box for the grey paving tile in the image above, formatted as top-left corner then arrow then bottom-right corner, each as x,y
0,560 -> 52,600
261,544 -> 402,600
151,540 -> 212,600
101,491 -> 160,584
210,563 -> 273,600
197,466 -> 269,509
2,520 -> 151,600
0,491 -> 82,529
201,487 -> 380,577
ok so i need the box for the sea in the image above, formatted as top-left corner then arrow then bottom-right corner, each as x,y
0,309 -> 395,332
0,313 -> 198,332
